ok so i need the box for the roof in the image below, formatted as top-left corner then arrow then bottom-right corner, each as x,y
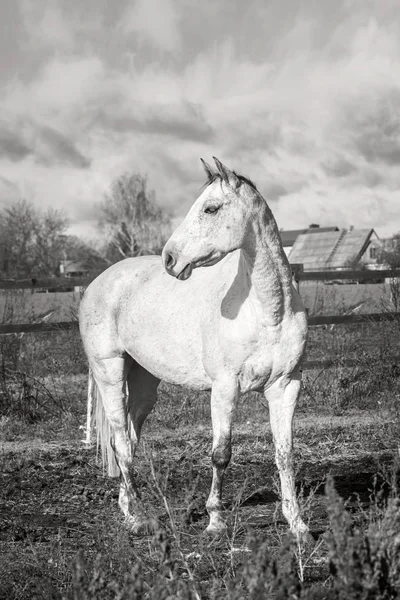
280,227 -> 339,247
64,261 -> 88,274
288,228 -> 377,270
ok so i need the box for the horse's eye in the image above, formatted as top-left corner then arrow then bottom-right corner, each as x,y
204,205 -> 220,214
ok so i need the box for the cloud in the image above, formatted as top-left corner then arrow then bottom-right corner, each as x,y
0,123 -> 32,161
95,101 -> 213,143
3,55 -> 105,125
18,0 -> 105,54
19,0 -> 75,51
121,0 -> 182,53
348,91 -> 400,166
0,116 -> 90,168
0,176 -> 20,204
1,0 -> 400,241
263,182 -> 289,202
322,157 -> 357,178
38,125 -> 91,168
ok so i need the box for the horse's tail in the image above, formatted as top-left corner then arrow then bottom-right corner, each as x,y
88,368 -> 120,477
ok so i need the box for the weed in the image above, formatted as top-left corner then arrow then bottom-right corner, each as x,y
2,284 -> 400,598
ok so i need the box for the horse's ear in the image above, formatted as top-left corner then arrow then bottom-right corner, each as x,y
200,158 -> 214,181
212,157 -> 240,189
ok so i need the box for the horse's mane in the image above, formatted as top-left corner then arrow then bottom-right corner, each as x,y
205,170 -> 258,192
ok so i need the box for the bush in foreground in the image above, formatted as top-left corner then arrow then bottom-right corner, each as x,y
66,470 -> 400,600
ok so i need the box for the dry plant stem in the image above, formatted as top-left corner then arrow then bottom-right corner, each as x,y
227,476 -> 248,577
296,537 -> 325,583
148,455 -> 203,600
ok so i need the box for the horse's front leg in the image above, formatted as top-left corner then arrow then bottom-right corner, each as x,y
205,378 -> 238,536
264,371 -> 310,544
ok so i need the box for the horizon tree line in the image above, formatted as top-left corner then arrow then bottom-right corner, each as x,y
1,172 -> 400,279
0,172 -> 173,279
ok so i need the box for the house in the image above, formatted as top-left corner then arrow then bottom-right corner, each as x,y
59,256 -> 108,278
288,227 -> 382,271
280,225 -> 340,258
60,260 -> 89,278
58,259 -> 108,292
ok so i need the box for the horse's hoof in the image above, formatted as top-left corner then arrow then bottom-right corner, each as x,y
125,515 -> 151,536
204,522 -> 228,539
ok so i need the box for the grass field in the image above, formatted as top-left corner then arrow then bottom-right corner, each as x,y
1,288 -> 400,598
0,290 -> 82,324
299,281 -> 396,315
0,280 -> 397,326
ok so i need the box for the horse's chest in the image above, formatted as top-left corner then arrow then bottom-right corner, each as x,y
238,350 -> 273,393
236,325 -> 304,393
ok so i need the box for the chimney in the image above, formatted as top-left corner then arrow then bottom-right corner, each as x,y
59,259 -> 67,276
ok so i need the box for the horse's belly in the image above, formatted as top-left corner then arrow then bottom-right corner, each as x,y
122,322 -> 211,390
117,265 -> 228,390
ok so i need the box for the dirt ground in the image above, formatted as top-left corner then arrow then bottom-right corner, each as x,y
1,409 -> 399,599
1,279 -> 400,598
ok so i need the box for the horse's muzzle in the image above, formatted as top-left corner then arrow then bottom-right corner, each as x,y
162,249 -> 193,280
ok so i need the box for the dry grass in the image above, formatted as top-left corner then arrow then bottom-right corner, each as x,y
300,281 -> 394,316
0,289 -> 81,324
2,419 -> 399,599
1,285 -> 400,598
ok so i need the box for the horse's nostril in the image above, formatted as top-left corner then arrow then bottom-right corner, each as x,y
164,252 -> 176,271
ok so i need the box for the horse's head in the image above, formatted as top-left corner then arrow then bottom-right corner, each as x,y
162,157 -> 261,280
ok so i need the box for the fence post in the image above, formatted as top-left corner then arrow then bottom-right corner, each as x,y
83,368 -> 94,445
291,263 -> 303,294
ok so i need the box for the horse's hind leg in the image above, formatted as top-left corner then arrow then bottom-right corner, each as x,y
119,360 -> 160,521
91,355 -> 158,533
126,360 -> 160,438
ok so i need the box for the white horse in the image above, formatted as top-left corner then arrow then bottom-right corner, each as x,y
79,157 -> 309,542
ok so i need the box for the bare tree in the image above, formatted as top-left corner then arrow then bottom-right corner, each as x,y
378,233 -> 400,269
0,200 -> 35,277
32,208 -> 70,276
63,235 -> 108,271
0,199 -> 70,278
98,173 -> 171,263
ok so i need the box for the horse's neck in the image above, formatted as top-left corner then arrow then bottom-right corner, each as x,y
242,204 -> 293,324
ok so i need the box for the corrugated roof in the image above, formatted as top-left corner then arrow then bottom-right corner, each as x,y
288,231 -> 342,270
327,229 -> 373,268
280,226 -> 339,247
288,228 -> 376,270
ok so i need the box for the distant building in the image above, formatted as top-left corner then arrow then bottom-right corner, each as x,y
59,257 -> 108,278
57,259 -> 108,293
288,227 -> 382,271
280,225 -> 340,258
59,260 -> 90,278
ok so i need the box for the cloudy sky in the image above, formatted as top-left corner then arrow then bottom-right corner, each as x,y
1,0 -> 400,241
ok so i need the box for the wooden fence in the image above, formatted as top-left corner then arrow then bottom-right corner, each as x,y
0,267 -> 399,337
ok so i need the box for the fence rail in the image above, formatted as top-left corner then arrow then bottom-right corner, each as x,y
0,276 -> 100,290
308,312 -> 400,326
0,266 -> 399,290
290,265 -> 400,282
1,264 -> 400,375
2,311 -> 399,336
2,319 -> 397,373
297,269 -> 400,282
